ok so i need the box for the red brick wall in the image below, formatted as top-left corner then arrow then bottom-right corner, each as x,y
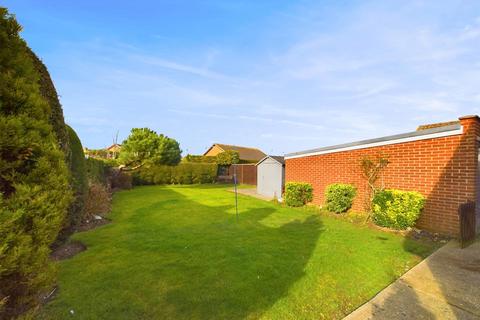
285,116 -> 480,236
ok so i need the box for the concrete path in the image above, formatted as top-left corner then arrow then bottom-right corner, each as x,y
228,188 -> 274,201
345,240 -> 480,320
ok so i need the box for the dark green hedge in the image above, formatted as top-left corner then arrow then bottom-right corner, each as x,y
134,163 -> 218,185
0,8 -> 72,317
65,125 -> 88,228
86,157 -> 109,185
26,46 -> 69,154
182,154 -> 217,163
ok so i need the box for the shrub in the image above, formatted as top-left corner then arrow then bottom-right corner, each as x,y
84,183 -> 111,218
325,183 -> 357,213
85,158 -> 109,185
0,8 -> 72,317
192,163 -> 218,184
152,166 -> 172,185
215,150 -> 240,165
372,189 -> 425,229
65,125 -> 88,228
173,164 -> 194,184
284,182 -> 313,207
182,154 -> 216,163
110,169 -> 132,190
102,158 -> 121,167
134,163 -> 218,185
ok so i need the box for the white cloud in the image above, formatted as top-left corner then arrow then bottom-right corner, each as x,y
132,55 -> 229,80
49,1 -> 480,153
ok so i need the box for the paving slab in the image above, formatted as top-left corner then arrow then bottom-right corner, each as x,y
345,240 -> 480,320
228,188 -> 274,201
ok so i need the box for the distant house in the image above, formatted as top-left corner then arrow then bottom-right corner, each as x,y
203,143 -> 266,163
106,143 -> 121,159
84,144 -> 122,159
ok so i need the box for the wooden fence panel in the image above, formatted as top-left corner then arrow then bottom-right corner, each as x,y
227,164 -> 257,185
459,201 -> 476,248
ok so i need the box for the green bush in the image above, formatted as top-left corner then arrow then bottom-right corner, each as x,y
0,8 -> 72,317
84,182 -> 111,219
182,154 -> 216,163
101,158 -> 121,167
134,163 -> 218,185
86,158 -> 132,190
65,125 -> 88,228
85,158 -> 109,185
173,164 -> 193,184
325,183 -> 356,213
284,182 -> 313,207
152,166 -> 172,185
372,189 -> 425,229
215,150 -> 240,165
110,169 -> 132,190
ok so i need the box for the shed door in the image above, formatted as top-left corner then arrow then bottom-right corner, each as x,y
257,160 -> 282,199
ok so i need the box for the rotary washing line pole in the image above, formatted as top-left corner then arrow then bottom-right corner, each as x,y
233,165 -> 238,220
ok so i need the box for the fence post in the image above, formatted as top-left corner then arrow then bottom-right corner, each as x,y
459,201 -> 476,248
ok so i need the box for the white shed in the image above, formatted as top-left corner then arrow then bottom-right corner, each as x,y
256,156 -> 285,200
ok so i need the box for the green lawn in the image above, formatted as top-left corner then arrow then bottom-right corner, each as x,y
39,185 -> 436,319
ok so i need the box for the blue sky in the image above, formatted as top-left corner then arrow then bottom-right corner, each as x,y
4,1 -> 480,155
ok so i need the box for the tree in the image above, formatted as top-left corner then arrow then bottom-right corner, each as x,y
0,8 -> 72,317
157,133 -> 182,166
119,128 -> 181,169
215,150 -> 240,165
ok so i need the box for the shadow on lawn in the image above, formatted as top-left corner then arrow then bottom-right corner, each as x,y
348,239 -> 437,319
356,238 -> 480,319
127,187 -> 324,319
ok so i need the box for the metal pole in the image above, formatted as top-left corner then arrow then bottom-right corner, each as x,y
233,165 -> 238,220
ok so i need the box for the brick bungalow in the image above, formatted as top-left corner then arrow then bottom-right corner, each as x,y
204,143 -> 266,185
203,143 -> 266,162
285,115 -> 480,236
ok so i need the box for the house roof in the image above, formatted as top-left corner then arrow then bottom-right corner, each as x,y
256,155 -> 285,166
106,143 -> 121,151
270,156 -> 285,165
205,143 -> 266,161
417,120 -> 460,131
285,123 -> 462,159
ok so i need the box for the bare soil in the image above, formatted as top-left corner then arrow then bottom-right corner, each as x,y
75,216 -> 110,232
51,217 -> 111,261
50,241 -> 86,261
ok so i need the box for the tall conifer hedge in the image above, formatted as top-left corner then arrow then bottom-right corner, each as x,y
65,125 -> 88,228
0,8 -> 72,317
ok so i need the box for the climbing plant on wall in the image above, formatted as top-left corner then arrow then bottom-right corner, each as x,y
359,153 -> 389,219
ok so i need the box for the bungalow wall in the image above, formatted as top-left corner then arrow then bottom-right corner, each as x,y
285,116 -> 480,236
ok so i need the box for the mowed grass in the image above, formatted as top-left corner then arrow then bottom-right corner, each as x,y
39,185 -> 436,319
